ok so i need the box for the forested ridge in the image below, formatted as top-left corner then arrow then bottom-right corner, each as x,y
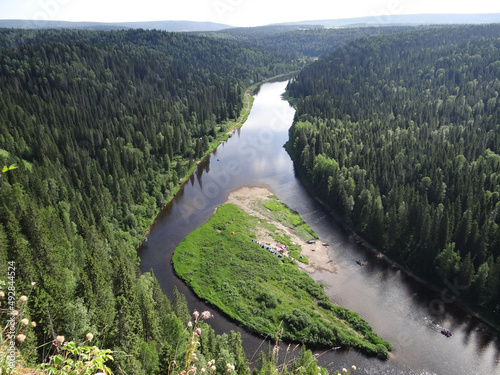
197,25 -> 417,58
0,28 -> 304,373
286,24 -> 500,321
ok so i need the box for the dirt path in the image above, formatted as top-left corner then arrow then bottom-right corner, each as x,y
225,186 -> 336,273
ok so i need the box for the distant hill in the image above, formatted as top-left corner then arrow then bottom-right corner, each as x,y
1,13 -> 498,33
276,13 -> 500,27
115,20 -> 234,32
0,19 -> 233,32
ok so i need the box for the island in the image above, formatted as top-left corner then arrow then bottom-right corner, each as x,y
172,186 -> 392,358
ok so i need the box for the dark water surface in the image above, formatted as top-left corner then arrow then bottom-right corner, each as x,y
139,81 -> 500,375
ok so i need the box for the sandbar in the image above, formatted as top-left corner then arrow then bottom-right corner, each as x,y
225,186 -> 336,273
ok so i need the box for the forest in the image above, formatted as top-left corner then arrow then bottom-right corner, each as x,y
0,28 -> 305,373
2,20 -> 500,375
197,25 -> 417,58
286,24 -> 500,321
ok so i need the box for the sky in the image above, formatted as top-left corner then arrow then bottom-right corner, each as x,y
1,0 -> 500,27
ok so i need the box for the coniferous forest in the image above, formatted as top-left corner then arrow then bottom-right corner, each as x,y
1,21 -> 500,375
0,28 -> 305,373
198,25 -> 417,58
286,24 -> 500,319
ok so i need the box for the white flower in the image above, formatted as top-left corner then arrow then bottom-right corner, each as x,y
201,310 -> 212,320
16,334 -> 26,343
19,295 -> 28,302
21,318 -> 29,325
55,335 -> 65,344
351,365 -> 357,371
193,310 -> 200,320
86,332 -> 94,342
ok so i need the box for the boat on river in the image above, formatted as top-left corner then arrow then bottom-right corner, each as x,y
441,328 -> 452,337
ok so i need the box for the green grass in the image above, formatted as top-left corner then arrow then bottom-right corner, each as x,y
173,203 -> 392,358
258,195 -> 318,242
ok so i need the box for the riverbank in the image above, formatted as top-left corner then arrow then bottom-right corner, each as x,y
225,186 -> 336,274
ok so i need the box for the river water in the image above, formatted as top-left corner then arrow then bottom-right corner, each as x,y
139,81 -> 500,375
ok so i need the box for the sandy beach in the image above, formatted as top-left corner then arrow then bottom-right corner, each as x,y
225,186 -> 336,273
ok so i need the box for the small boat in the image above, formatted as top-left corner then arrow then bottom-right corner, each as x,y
441,328 -> 452,337
307,240 -> 316,244
322,242 -> 329,246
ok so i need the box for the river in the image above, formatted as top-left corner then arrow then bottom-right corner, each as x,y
139,81 -> 500,375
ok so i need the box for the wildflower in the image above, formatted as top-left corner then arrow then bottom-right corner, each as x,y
55,335 -> 65,344
195,327 -> 202,336
188,321 -> 193,327
201,310 -> 212,320
201,368 -> 206,373
342,369 -> 347,373
210,365 -> 216,371
16,334 -> 26,343
31,321 -> 37,327
30,281 -> 36,286
10,310 -> 19,316
192,353 -> 199,362
0,291 -> 4,297
207,360 -> 215,366
193,310 -> 200,320
86,332 -> 94,342
352,365 -> 356,371
19,295 -> 28,302
21,318 -> 29,325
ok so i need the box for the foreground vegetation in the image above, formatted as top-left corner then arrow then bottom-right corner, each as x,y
286,24 -> 500,323
173,203 -> 392,358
